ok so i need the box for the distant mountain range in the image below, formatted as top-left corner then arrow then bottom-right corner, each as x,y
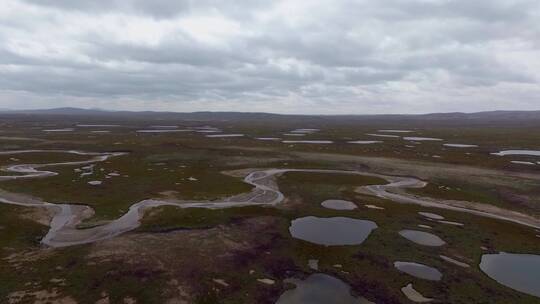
1,107 -> 540,125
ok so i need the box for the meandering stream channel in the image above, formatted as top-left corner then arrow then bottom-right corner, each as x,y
0,149 -> 538,248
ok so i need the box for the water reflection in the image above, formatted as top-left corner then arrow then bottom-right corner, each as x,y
394,262 -> 442,281
399,229 -> 446,247
321,199 -> 357,210
290,216 -> 377,246
480,252 -> 540,298
276,273 -> 373,304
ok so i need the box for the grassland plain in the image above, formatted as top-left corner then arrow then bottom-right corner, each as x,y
0,114 -> 539,303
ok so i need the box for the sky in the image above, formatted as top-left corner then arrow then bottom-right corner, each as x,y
0,0 -> 539,114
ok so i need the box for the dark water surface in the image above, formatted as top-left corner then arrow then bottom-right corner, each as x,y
399,229 -> 446,246
276,273 -> 373,304
480,252 -> 540,298
290,216 -> 377,246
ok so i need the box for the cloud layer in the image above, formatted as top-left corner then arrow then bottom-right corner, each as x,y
1,0 -> 539,114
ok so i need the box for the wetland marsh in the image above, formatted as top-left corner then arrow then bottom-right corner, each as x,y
0,112 -> 539,303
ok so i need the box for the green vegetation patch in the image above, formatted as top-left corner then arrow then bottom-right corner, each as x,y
408,177 -> 540,216
139,205 -> 280,232
278,171 -> 386,206
0,204 -> 47,250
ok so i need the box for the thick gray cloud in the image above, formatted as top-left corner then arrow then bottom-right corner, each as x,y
0,0 -> 539,114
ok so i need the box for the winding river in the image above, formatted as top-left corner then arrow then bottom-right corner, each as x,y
0,149 -> 538,248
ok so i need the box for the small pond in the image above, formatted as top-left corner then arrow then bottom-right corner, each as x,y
348,140 -> 382,144
206,134 -> 244,137
136,129 -> 190,133
394,261 -> 442,281
491,150 -> 540,157
378,130 -> 413,133
276,273 -> 373,304
443,144 -> 478,148
290,216 -> 377,246
403,137 -> 443,141
510,161 -> 535,165
321,199 -> 357,210
399,229 -> 446,247
480,252 -> 540,298
282,140 -> 333,144
366,133 -> 400,138
418,212 -> 444,220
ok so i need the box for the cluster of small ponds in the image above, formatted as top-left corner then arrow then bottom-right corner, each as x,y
279,198 -> 540,302
40,125 -> 540,166
31,125 -> 540,301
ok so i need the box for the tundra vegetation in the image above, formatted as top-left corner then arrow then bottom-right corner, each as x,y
0,111 -> 539,303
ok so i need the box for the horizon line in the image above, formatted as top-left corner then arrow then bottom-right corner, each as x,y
2,107 -> 540,117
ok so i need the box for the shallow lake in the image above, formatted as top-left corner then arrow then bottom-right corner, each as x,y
480,252 -> 540,298
418,212 -> 444,220
366,133 -> 400,138
443,143 -> 478,148
136,129 -> 191,133
510,161 -> 535,165
290,216 -> 377,246
290,128 -> 320,134
148,125 -> 178,128
348,140 -> 382,144
321,199 -> 357,210
282,140 -> 333,144
399,229 -> 446,246
206,134 -> 244,138
77,124 -> 120,127
403,137 -> 443,141
492,150 -> 540,157
378,130 -> 413,133
257,137 -> 281,141
195,130 -> 221,133
43,128 -> 74,132
276,273 -> 373,304
394,261 -> 442,281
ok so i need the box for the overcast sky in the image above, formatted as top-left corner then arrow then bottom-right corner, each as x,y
0,0 -> 539,114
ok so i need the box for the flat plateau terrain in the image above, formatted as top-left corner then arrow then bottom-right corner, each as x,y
0,110 -> 539,303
